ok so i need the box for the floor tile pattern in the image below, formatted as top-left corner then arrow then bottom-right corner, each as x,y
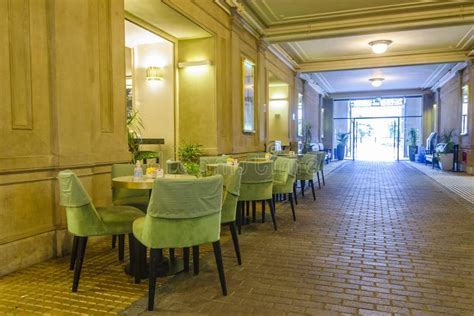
123,161 -> 474,315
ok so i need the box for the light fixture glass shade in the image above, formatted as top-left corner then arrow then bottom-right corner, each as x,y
369,40 -> 392,54
369,78 -> 384,87
146,67 -> 163,81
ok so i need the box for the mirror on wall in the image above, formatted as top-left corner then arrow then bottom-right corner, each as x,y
268,71 -> 290,146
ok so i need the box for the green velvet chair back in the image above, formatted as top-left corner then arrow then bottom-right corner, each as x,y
238,161 -> 273,201
212,164 -> 242,224
58,170 -> 105,237
134,175 -> 224,249
316,152 -> 326,170
166,160 -> 186,175
296,154 -> 318,180
246,152 -> 266,160
273,157 -> 297,194
111,164 -> 149,209
199,155 -> 230,175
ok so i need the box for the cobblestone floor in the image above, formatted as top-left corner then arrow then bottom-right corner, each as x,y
123,161 -> 474,315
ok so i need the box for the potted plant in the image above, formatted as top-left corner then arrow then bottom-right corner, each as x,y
437,128 -> 455,171
127,109 -> 160,164
178,143 -> 203,177
336,132 -> 350,160
408,128 -> 418,162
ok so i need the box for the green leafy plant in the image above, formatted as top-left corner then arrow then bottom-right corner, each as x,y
178,143 -> 203,177
408,128 -> 418,147
127,109 -> 144,163
439,128 -> 456,154
302,123 -> 313,153
336,132 -> 350,146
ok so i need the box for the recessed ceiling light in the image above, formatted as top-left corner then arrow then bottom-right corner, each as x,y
369,40 -> 392,54
369,78 -> 384,87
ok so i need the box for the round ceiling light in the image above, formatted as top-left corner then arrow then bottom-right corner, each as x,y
369,40 -> 392,54
369,78 -> 384,87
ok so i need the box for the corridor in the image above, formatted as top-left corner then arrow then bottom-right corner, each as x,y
125,161 -> 474,315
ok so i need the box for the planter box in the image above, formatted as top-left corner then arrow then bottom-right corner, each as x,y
438,153 -> 453,171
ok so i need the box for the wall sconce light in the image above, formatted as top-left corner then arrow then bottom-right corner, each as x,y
146,67 -> 163,81
177,60 -> 212,68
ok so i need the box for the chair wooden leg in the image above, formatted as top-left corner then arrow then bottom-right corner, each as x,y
317,173 -> 321,189
169,248 -> 175,264
183,247 -> 190,272
245,201 -> 250,218
128,233 -> 134,274
133,237 -> 145,284
321,170 -> 325,186
289,193 -> 296,221
70,236 -> 78,271
261,200 -> 266,223
212,241 -> 227,296
229,222 -> 242,265
72,236 -> 88,292
272,195 -> 277,213
293,182 -> 298,205
192,246 -> 200,275
267,199 -> 277,231
301,180 -> 306,197
111,235 -> 117,248
252,201 -> 256,223
118,234 -> 125,262
148,248 -> 162,311
237,201 -> 242,234
309,180 -> 316,201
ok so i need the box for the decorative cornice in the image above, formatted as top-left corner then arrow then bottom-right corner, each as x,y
262,4 -> 474,43
310,73 -> 334,94
299,73 -> 327,96
421,64 -> 453,90
330,89 -> 430,100
431,62 -> 467,92
267,44 -> 299,72
299,50 -> 469,73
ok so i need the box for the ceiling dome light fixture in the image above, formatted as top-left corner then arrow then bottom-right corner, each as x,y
369,78 -> 384,87
369,40 -> 392,54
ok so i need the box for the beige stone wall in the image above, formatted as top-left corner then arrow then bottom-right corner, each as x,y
438,65 -> 474,173
0,0 -> 129,275
163,0 -> 297,154
302,81 -> 321,142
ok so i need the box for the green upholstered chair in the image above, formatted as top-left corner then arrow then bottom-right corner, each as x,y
211,164 -> 243,265
238,161 -> 276,232
110,164 -> 149,260
296,154 -> 318,200
58,170 -> 144,292
199,155 -> 230,175
166,160 -> 186,175
246,152 -> 266,160
272,157 -> 298,221
314,152 -> 326,189
132,175 -> 226,311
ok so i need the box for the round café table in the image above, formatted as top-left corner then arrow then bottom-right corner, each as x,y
111,174 -> 195,279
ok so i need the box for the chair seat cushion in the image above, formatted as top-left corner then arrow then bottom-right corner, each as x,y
97,206 -> 145,235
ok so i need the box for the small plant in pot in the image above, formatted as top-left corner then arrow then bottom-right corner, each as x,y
178,143 -> 202,177
436,128 -> 456,171
336,132 -> 350,160
408,128 -> 418,162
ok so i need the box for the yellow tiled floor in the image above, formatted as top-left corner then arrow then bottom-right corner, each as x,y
0,238 -> 151,315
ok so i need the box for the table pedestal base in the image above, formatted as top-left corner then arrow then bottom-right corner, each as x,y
125,257 -> 184,280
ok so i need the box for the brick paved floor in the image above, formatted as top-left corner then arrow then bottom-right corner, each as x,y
123,161 -> 474,315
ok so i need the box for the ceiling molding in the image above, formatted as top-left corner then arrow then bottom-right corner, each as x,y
261,5 -> 474,43
431,62 -> 467,91
299,73 -> 327,96
421,64 -> 453,90
330,89 -> 429,100
299,50 -> 469,73
456,26 -> 474,50
267,44 -> 300,72
309,73 -> 334,94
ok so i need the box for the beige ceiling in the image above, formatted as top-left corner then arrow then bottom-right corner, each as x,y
125,0 -> 210,40
247,0 -> 438,26
280,25 -> 473,64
